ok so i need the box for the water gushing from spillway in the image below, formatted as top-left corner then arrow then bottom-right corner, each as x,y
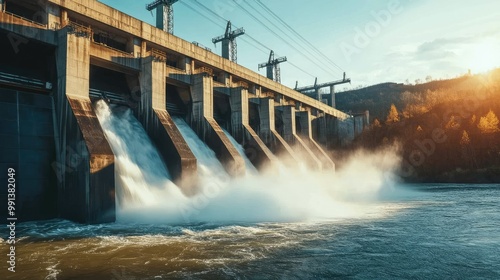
94,100 -> 188,221
95,100 -> 406,224
222,128 -> 258,174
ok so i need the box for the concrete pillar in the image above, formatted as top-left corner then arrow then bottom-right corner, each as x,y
46,2 -> 61,30
230,87 -> 249,143
179,56 -> 192,73
279,106 -> 322,170
258,98 -> 299,165
0,0 -> 5,12
222,72 -> 232,87
266,66 -> 273,80
140,40 -> 147,58
330,85 -> 335,108
297,111 -> 335,170
155,5 -> 166,31
281,105 -> 296,143
318,115 -> 339,149
259,98 -> 275,144
128,37 -> 142,57
55,30 -> 115,223
337,117 -> 355,147
230,88 -> 277,169
222,39 -> 230,60
60,9 -> 69,27
298,111 -> 313,139
364,110 -> 370,126
138,56 -> 198,194
191,74 -> 245,176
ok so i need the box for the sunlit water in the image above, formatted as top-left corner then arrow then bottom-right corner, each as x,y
2,102 -> 499,279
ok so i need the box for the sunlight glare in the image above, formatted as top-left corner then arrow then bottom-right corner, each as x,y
468,39 -> 500,74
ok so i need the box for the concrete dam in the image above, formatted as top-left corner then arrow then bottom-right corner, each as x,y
0,0 -> 369,223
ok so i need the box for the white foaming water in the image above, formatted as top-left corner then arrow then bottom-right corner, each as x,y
94,100 -> 188,221
221,128 -> 258,174
171,117 -> 230,184
95,101 -> 409,224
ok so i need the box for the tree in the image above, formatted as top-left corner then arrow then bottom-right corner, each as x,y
460,130 -> 470,146
470,115 -> 477,125
386,104 -> 400,124
445,115 -> 461,130
477,110 -> 500,134
373,118 -> 382,128
425,75 -> 433,82
460,130 -> 476,168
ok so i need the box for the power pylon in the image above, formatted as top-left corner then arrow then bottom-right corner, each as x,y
295,73 -> 351,108
146,0 -> 179,34
212,21 -> 245,63
258,50 -> 287,83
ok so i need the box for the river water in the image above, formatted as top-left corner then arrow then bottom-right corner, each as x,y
2,102 -> 499,279
2,184 -> 499,279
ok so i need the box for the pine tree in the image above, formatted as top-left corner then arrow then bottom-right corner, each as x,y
478,110 -> 500,134
386,104 -> 400,124
460,130 -> 470,146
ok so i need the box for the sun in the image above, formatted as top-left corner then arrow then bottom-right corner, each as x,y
467,39 -> 500,74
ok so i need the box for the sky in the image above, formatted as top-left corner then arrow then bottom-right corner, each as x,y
98,0 -> 500,90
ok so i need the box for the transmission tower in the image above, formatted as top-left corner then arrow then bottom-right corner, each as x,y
258,50 -> 287,83
295,73 -> 351,108
212,21 -> 245,63
146,0 -> 179,34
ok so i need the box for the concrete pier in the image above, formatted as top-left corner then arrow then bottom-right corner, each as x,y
230,87 -> 277,169
279,105 -> 322,170
55,30 -> 115,223
138,56 -> 198,195
297,111 -> 335,170
258,98 -> 299,165
190,74 -> 245,176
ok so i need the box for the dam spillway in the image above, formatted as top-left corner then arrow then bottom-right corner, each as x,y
0,0 -> 369,223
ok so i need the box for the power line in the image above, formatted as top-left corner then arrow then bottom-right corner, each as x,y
179,1 -> 224,29
181,1 -> 268,55
184,0 -> 315,80
231,0 -> 339,77
189,1 -> 270,53
243,0 -> 342,77
255,0 -> 345,73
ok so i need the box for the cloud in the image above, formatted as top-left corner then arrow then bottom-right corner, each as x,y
414,37 -> 474,61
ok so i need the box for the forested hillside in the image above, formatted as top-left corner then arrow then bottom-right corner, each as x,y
337,69 -> 500,183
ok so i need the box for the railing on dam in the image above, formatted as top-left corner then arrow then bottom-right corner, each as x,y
166,65 -> 186,75
0,71 -> 49,91
1,10 -> 47,27
67,21 -> 92,38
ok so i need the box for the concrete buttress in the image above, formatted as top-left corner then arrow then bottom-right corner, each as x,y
190,73 -> 245,176
229,87 -> 277,170
258,98 -> 299,166
297,111 -> 335,171
55,29 -> 115,223
138,56 -> 198,195
279,105 -> 322,170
